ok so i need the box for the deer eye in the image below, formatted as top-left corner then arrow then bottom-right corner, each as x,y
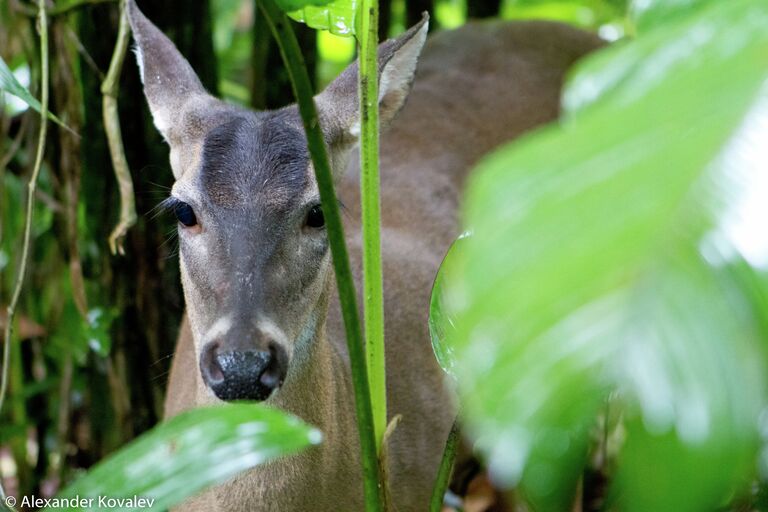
305,204 -> 324,229
174,201 -> 198,227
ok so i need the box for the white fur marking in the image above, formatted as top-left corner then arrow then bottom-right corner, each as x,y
349,120 -> 361,138
203,316 -> 233,346
258,318 -> 291,359
132,44 -> 145,84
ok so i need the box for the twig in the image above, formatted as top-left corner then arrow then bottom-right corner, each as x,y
0,112 -> 32,248
257,1 -> 384,510
50,0 -> 117,16
101,0 -> 136,255
0,0 -> 49,507
0,113 -> 30,172
67,25 -> 105,82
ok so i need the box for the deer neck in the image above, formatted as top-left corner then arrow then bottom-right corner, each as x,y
271,313 -> 353,432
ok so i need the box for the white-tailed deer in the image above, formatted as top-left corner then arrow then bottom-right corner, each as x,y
127,1 -> 603,510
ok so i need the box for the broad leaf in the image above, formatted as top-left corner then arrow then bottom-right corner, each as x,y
564,0 -> 761,116
629,0 -> 716,32
432,0 -> 768,510
58,404 -> 321,511
286,0 -> 357,36
276,0 -> 333,12
0,56 -> 71,130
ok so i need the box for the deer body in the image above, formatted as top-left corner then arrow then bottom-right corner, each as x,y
128,3 -> 602,509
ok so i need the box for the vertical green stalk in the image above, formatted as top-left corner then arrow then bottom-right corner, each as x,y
358,0 -> 387,455
257,1 -> 384,510
429,419 -> 460,512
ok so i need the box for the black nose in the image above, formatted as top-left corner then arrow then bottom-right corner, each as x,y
200,342 -> 287,401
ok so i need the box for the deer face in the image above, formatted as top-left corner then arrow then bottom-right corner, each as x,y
127,0 -> 427,401
169,110 -> 328,402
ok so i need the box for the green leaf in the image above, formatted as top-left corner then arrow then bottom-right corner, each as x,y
629,0 -> 717,32
0,56 -> 72,131
564,0 -> 757,116
287,0 -> 357,36
58,404 -> 321,511
435,0 -> 768,509
500,0 -> 626,30
276,0 -> 333,12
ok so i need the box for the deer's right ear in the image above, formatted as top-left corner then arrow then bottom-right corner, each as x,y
127,0 -> 215,143
315,15 -> 429,156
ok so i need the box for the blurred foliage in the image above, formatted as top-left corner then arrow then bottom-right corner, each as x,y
59,404 -> 320,511
431,0 -> 768,511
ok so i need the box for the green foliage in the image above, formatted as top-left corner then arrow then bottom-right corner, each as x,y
431,0 -> 768,510
629,0 -> 714,31
0,56 -> 70,130
58,404 -> 320,510
278,0 -> 334,11
501,0 -> 626,30
213,0 -> 255,104
288,0 -> 358,36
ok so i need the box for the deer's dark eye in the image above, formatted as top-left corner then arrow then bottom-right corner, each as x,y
174,201 -> 198,227
305,204 -> 324,228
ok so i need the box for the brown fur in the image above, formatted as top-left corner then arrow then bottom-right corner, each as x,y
158,18 -> 603,512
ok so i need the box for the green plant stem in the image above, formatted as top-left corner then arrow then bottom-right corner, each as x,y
429,419 -> 460,512
101,0 -> 136,255
257,1 -> 384,510
0,1 -> 49,507
358,0 -> 387,456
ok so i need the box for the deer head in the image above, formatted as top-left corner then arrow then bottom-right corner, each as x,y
127,1 -> 428,402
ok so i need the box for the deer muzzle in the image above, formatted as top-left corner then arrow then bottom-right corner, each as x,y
199,340 -> 288,401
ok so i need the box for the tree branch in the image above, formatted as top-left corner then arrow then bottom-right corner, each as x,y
101,0 -> 136,255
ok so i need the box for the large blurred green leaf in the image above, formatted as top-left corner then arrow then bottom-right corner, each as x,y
629,0 -> 716,32
0,56 -> 71,130
58,404 -> 321,511
432,0 -> 768,510
564,0 -> 763,116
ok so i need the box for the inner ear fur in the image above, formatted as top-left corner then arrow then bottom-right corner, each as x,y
315,14 -> 430,148
126,0 -> 223,144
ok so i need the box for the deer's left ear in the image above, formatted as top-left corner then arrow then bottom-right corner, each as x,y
316,14 -> 429,148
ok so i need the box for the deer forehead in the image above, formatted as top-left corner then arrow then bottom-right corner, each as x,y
188,109 -> 311,211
